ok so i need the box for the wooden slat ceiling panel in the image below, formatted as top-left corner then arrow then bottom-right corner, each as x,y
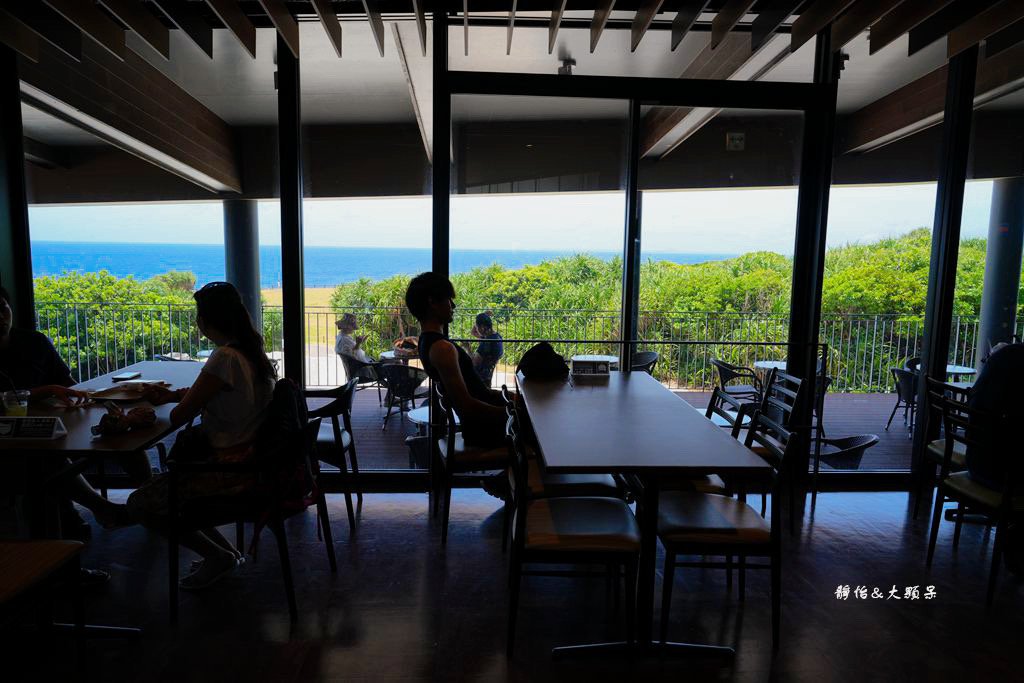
632,0 -> 667,51
202,0 -> 256,58
791,0 -> 857,50
591,0 -> 616,52
830,0 -> 904,51
711,0 -> 757,49
97,0 -> 170,60
0,0 -> 81,61
907,0 -> 1000,56
362,0 -> 385,57
947,0 -> 1024,58
672,0 -> 711,51
310,0 -> 342,57
750,0 -> 801,51
258,0 -> 300,58
549,0 -> 568,54
867,0 -> 954,54
42,0 -> 126,61
150,0 -> 213,58
0,8 -> 40,62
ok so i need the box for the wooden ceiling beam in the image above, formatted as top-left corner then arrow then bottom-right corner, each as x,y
907,0 -> 999,56
392,23 -> 431,163
830,0 -> 905,51
947,0 -> 1024,58
42,0 -> 125,61
867,0 -> 953,54
150,0 -> 213,59
0,0 -> 81,61
591,0 -> 616,52
984,17 -> 1024,59
750,0 -> 800,51
202,0 -> 256,58
0,7 -> 39,62
23,137 -> 71,170
310,0 -> 342,57
791,0 -> 856,51
507,0 -> 517,54
362,1 -> 386,57
549,0 -> 568,54
711,0 -> 756,49
840,39 -> 1024,153
413,0 -> 427,56
632,0 -> 666,52
97,0 -> 170,60
258,0 -> 299,58
672,0 -> 710,51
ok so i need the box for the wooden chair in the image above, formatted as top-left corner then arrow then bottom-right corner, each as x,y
912,377 -> 971,519
926,398 -> 1020,606
710,357 -> 762,402
505,410 -> 640,656
167,381 -> 336,623
433,385 -> 510,546
306,378 -> 361,532
630,351 -> 659,374
658,407 -> 787,650
0,540 -> 85,675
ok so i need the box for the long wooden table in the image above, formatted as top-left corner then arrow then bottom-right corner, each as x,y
520,370 -> 772,656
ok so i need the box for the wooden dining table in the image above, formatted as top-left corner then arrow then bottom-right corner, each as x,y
519,370 -> 773,657
8,361 -> 203,536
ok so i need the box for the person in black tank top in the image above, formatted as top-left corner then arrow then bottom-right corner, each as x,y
407,273 -> 507,447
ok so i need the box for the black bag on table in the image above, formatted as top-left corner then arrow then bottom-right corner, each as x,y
516,342 -> 569,381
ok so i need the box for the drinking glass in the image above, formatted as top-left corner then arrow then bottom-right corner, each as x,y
2,390 -> 30,416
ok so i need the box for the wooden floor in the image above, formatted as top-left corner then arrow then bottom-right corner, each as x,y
351,388 -> 914,471
7,489 -> 1022,681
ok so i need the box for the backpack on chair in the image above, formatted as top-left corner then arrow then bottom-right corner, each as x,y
516,342 -> 569,381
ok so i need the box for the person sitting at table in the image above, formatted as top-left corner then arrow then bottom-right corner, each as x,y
0,285 -> 137,538
465,312 -> 504,387
966,340 -> 1024,576
127,281 -> 277,590
335,313 -> 371,363
406,272 -> 507,449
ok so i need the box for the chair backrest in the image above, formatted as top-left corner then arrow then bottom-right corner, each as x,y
762,369 -> 801,431
944,401 -> 1017,497
434,382 -> 459,446
340,353 -> 377,383
904,357 -> 921,373
505,408 -> 531,553
709,358 -> 742,388
631,351 -> 659,374
892,367 -> 918,400
379,363 -> 427,400
705,386 -> 752,438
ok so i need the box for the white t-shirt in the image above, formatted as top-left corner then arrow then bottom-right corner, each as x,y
335,332 -> 370,363
199,345 -> 275,449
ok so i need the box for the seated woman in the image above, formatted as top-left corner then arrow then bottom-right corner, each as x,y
128,282 -> 276,590
405,272 -> 506,448
334,312 -> 371,363
0,286 -> 138,534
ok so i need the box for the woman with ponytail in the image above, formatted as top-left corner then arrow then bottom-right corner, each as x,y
128,281 -> 277,590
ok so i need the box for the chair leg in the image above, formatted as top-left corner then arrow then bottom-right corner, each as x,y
507,556 -> 522,656
381,401 -> 393,432
168,525 -> 179,625
97,459 -> 108,500
376,383 -> 382,406
348,446 -> 363,504
270,520 -> 298,622
624,559 -> 637,647
738,555 -> 746,602
318,493 -> 337,573
771,551 -> 781,652
235,521 -> 244,554
725,555 -> 733,592
926,488 -> 945,568
501,496 -> 511,554
660,553 -> 675,644
440,475 -> 453,547
987,519 -> 1005,607
952,502 -> 964,550
885,399 -> 899,430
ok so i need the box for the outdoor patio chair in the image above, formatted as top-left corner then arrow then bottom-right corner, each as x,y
306,378 -> 362,533
378,363 -> 429,431
658,406 -> 787,651
630,351 -> 659,374
926,397 -> 1020,606
814,434 -> 879,471
912,377 -> 972,519
710,358 -> 762,402
904,357 -> 921,373
339,353 -> 384,406
886,368 -> 918,436
505,408 -> 639,656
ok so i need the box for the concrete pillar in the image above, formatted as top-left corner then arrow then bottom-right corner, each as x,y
223,198 -> 262,330
977,176 -> 1024,365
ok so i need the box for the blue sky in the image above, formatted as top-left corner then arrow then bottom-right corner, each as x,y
27,181 -> 994,254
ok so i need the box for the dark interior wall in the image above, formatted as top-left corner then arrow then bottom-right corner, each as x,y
24,112 -> 1024,204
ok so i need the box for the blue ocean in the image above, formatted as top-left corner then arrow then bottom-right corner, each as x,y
31,242 -> 736,288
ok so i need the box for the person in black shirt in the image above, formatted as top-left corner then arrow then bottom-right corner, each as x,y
406,273 -> 507,448
0,287 -> 131,533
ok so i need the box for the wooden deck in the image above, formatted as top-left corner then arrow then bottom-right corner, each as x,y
348,387 -> 913,471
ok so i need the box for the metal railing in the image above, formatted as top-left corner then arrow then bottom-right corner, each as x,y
33,302 -> 1018,390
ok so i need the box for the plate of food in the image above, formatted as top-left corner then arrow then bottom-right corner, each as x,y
392,336 -> 419,358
